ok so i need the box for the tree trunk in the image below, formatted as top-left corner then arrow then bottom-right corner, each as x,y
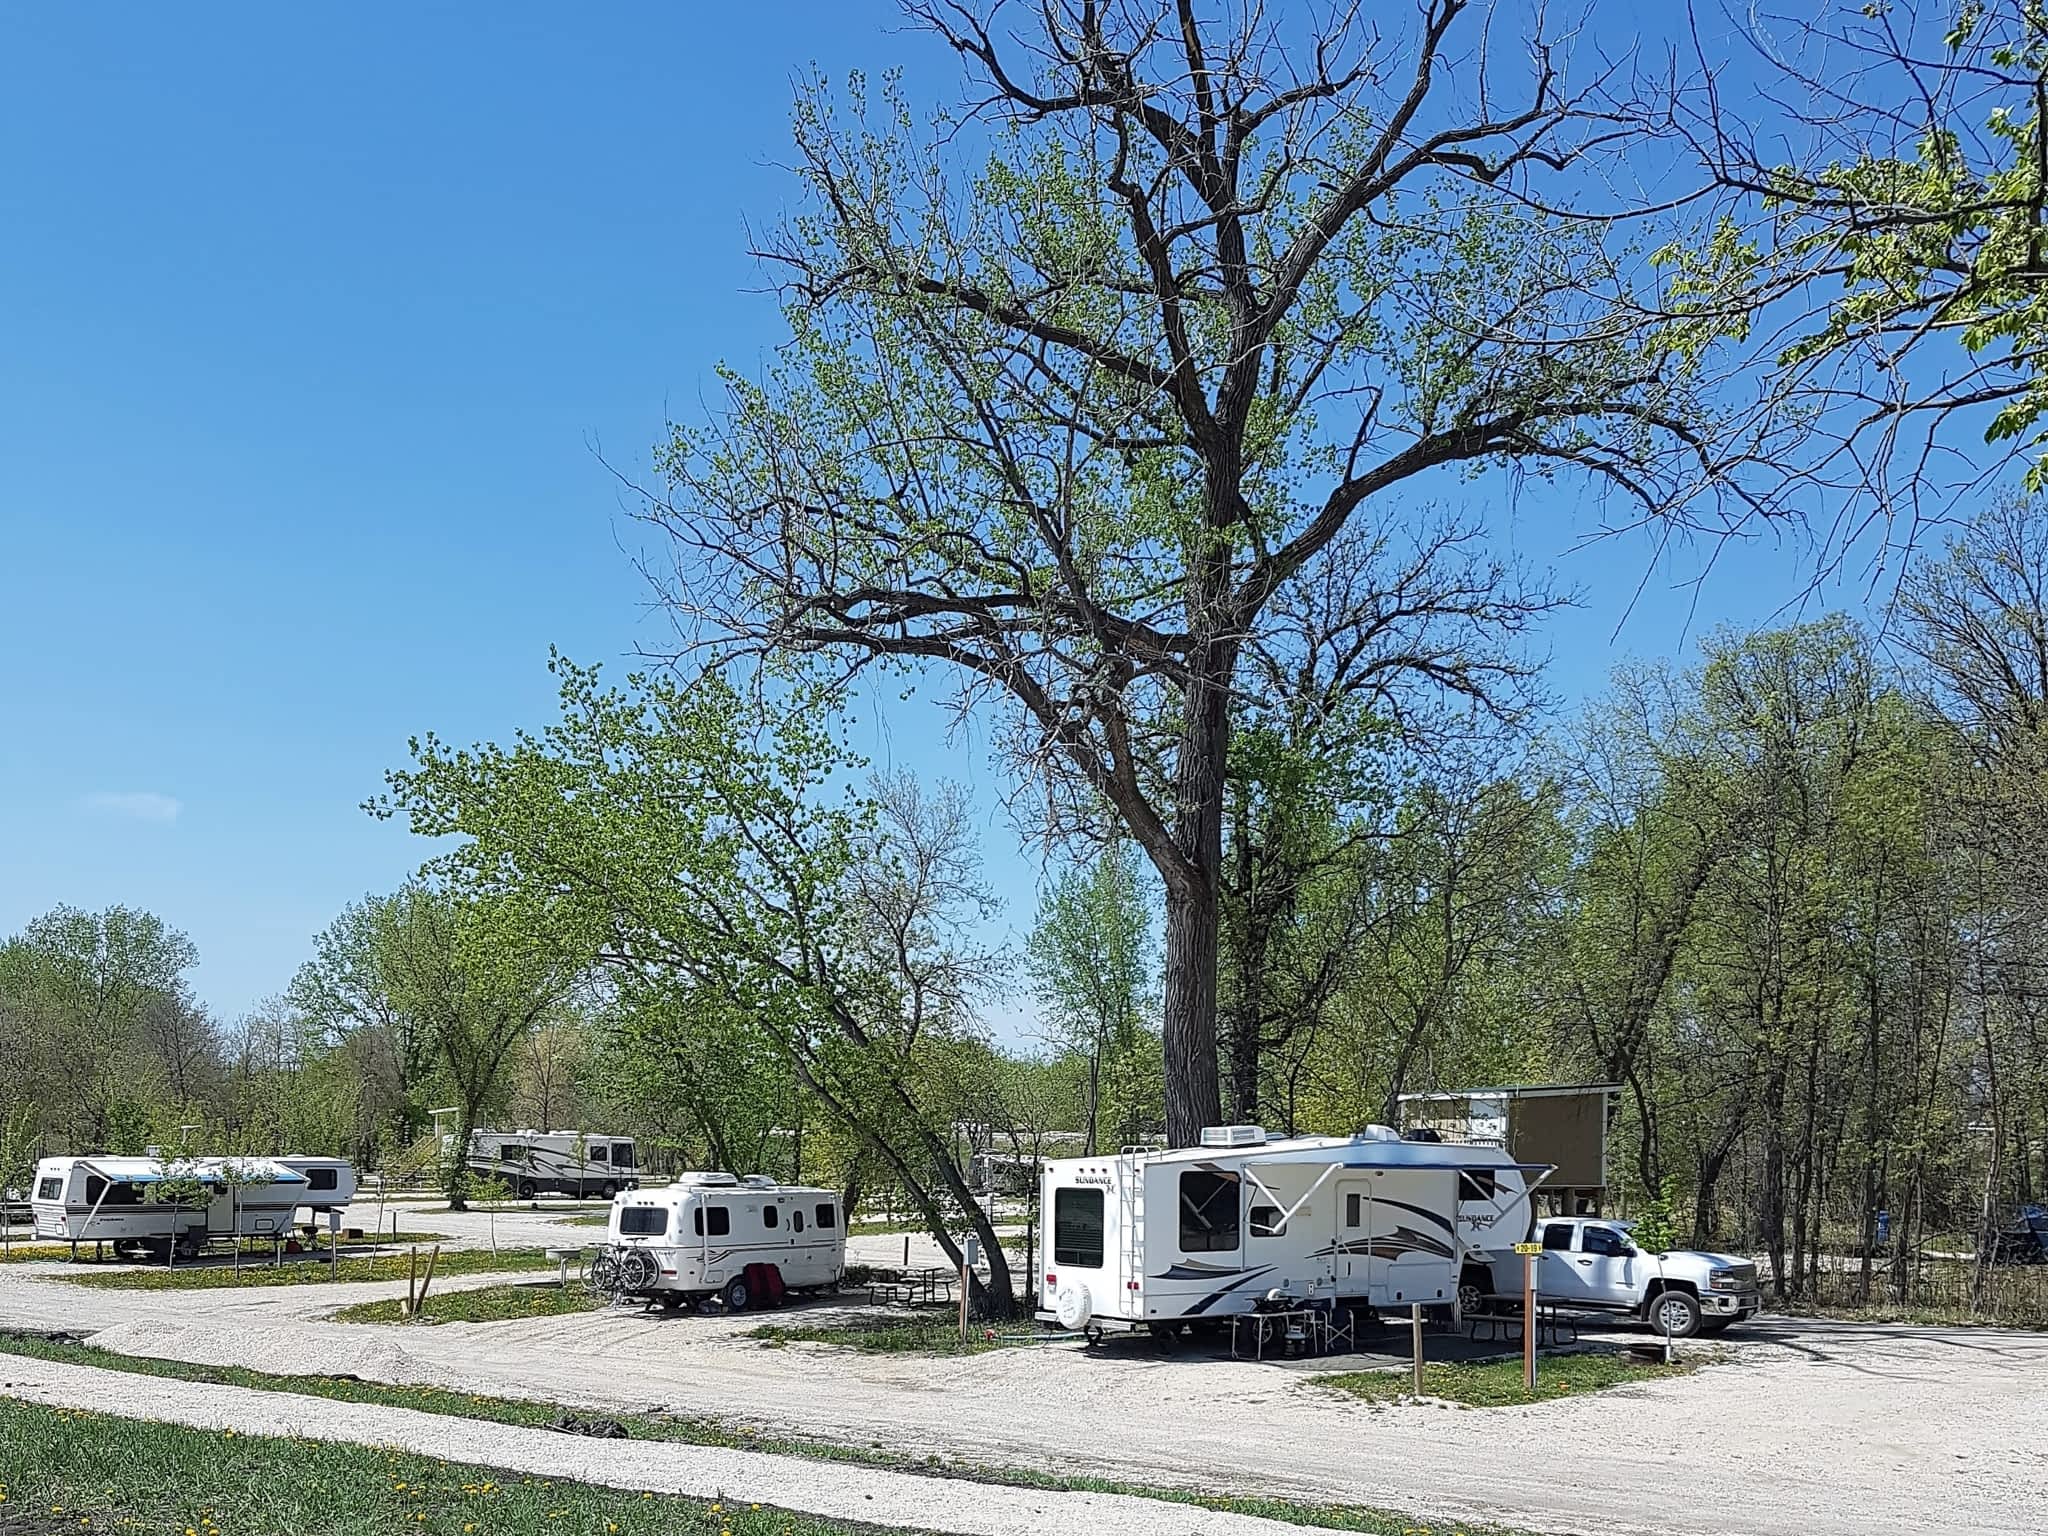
1162,878 -> 1222,1147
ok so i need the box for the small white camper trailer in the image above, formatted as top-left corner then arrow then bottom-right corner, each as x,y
1035,1125 -> 1545,1336
602,1173 -> 844,1310
29,1154 -> 357,1258
445,1126 -> 641,1199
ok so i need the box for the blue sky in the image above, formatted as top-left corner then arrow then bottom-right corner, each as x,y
0,4 -> 1854,1030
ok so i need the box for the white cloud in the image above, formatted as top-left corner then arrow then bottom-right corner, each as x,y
81,791 -> 183,824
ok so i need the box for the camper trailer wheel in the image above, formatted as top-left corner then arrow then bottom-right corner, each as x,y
1147,1322 -> 1181,1352
1083,1323 -> 1104,1347
515,1178 -> 537,1200
175,1233 -> 202,1260
722,1276 -> 751,1312
659,1292 -> 685,1312
1457,1269 -> 1492,1317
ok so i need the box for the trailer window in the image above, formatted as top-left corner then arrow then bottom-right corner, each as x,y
814,1203 -> 837,1229
84,1177 -> 141,1208
1541,1223 -> 1574,1250
1053,1188 -> 1104,1267
792,1209 -> 805,1233
1345,1192 -> 1362,1227
1178,1171 -> 1239,1252
692,1205 -> 731,1237
1457,1170 -> 1497,1202
37,1178 -> 61,1201
305,1167 -> 339,1192
1249,1204 -> 1287,1238
619,1206 -> 667,1237
762,1204 -> 780,1230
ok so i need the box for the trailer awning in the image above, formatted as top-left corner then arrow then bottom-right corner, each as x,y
75,1161 -> 310,1187
1336,1160 -> 1555,1174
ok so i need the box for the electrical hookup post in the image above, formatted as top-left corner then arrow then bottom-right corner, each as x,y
959,1234 -> 979,1345
1513,1240 -> 1542,1393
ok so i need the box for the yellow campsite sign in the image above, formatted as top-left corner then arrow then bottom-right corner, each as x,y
1512,1242 -> 1543,1255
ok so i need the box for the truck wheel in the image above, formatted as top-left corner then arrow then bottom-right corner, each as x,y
723,1276 -> 750,1312
1648,1289 -> 1702,1339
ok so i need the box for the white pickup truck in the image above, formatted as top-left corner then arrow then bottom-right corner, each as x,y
1484,1216 -> 1761,1338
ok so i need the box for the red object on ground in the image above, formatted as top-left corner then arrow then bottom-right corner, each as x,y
742,1262 -> 786,1308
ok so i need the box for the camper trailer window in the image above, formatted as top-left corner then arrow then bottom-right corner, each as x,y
692,1205 -> 732,1237
1249,1204 -> 1287,1238
1541,1223 -> 1574,1250
1457,1170 -> 1497,1202
83,1177 -> 140,1208
763,1204 -> 780,1230
1345,1192 -> 1362,1227
37,1178 -> 61,1201
305,1168 -> 339,1192
792,1209 -> 805,1233
814,1203 -> 837,1229
1053,1188 -> 1104,1267
619,1206 -> 667,1237
1179,1171 -> 1239,1252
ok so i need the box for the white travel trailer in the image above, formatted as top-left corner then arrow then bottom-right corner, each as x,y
602,1173 -> 845,1311
1035,1125 -> 1545,1336
30,1154 -> 357,1258
446,1127 -> 641,1199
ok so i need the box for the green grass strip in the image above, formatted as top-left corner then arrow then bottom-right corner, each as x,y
333,1282 -> 607,1325
56,1247 -> 559,1291
0,1397 -> 902,1536
0,1335 -> 1532,1534
744,1314 -> 996,1355
1316,1349 -> 1701,1407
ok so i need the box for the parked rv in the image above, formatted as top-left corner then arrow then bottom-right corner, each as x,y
601,1172 -> 844,1311
451,1129 -> 640,1199
1036,1124 -> 1545,1338
30,1153 -> 356,1258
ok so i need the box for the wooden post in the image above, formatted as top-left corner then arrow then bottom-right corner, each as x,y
415,1243 -> 441,1313
1523,1250 -> 1538,1394
1410,1302 -> 1424,1394
958,1254 -> 970,1344
405,1245 -> 419,1318
903,1234 -> 910,1267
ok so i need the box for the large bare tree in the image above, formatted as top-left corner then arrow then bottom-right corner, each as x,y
645,0 -> 1760,1143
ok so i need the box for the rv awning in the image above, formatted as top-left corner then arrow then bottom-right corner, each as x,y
1337,1160 -> 1555,1173
75,1161 -> 310,1187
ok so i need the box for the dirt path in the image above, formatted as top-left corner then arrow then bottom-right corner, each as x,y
2,1261 -> 2042,1536
0,1353 -> 1310,1536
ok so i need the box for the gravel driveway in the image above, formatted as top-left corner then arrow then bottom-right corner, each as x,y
1,1254 -> 2041,1536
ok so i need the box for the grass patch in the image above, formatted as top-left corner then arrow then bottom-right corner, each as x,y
744,1313 -> 996,1355
560,1212 -> 612,1228
0,1243 -> 76,1264
0,1336 -> 1535,1534
57,1247 -> 559,1291
332,1282 -> 606,1325
0,1398 -> 896,1536
1316,1348 -> 1702,1407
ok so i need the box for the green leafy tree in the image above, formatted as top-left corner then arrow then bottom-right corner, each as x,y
643,2 -> 1754,1145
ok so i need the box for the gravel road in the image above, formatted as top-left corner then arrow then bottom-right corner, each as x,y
0,1352 -> 1316,1536
1,1249 -> 2041,1536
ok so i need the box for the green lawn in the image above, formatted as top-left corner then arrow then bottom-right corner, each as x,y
0,1398 -> 898,1536
333,1281 -> 605,1325
745,1313 -> 996,1355
0,1336 -> 1535,1535
1316,1348 -> 1701,1407
58,1247 -> 559,1291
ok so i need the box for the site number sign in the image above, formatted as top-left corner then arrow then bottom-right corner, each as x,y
1512,1241 -> 1542,1255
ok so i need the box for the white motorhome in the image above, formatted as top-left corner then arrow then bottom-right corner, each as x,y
30,1154 -> 357,1258
447,1128 -> 640,1200
603,1172 -> 844,1311
1036,1125 -> 1544,1337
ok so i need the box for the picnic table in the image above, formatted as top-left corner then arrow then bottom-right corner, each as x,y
865,1266 -> 957,1306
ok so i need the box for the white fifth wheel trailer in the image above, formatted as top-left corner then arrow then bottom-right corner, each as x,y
1036,1125 -> 1547,1336
30,1154 -> 357,1258
602,1173 -> 844,1311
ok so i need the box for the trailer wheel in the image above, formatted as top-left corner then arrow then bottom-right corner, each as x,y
175,1233 -> 202,1260
1457,1269 -> 1492,1317
722,1276 -> 751,1312
659,1292 -> 685,1312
